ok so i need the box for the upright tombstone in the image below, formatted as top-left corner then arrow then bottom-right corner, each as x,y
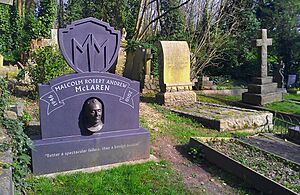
287,74 -> 297,88
0,54 -> 3,67
242,29 -> 283,105
31,18 -> 150,175
156,41 -> 196,106
274,61 -> 285,89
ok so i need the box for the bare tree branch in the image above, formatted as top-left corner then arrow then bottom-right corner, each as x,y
136,0 -> 192,41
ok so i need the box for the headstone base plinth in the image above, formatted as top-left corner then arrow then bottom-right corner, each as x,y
242,91 -> 283,106
243,76 -> 283,106
32,128 -> 150,175
156,91 -> 196,106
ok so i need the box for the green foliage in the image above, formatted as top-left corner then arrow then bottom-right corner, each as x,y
20,111 -> 33,126
2,119 -> 33,192
5,3 -> 24,62
28,161 -> 191,194
38,0 -> 57,38
127,40 -> 159,77
0,77 -> 32,193
0,4 -> 14,60
123,0 -> 140,40
0,78 -> 10,115
29,46 -> 74,91
64,0 -> 128,31
210,3 -> 261,79
257,0 -> 300,77
159,0 -> 187,41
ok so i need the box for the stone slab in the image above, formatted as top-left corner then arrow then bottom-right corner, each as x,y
0,0 -> 13,5
156,91 -> 196,106
241,133 -> 300,164
242,92 -> 283,106
248,82 -> 278,94
31,128 -> 150,175
252,77 -> 273,85
197,89 -> 248,96
288,126 -> 300,143
0,66 -> 18,77
167,102 -> 273,132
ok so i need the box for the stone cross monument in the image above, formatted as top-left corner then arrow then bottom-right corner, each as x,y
242,29 -> 283,106
256,29 -> 272,77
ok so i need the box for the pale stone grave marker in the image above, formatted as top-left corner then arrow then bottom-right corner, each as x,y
0,0 -> 13,5
156,41 -> 196,106
0,54 -> 3,68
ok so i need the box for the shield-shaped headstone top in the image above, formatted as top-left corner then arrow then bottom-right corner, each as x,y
59,17 -> 120,73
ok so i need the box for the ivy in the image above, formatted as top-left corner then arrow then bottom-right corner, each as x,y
0,77 -> 32,193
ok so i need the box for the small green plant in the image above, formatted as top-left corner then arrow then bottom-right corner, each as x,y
2,119 -> 33,192
0,77 -> 33,193
188,147 -> 199,158
20,111 -> 33,126
16,68 -> 26,81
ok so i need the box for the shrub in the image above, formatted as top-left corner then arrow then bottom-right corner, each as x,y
29,45 -> 74,96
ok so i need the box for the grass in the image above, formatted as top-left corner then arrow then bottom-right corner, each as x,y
25,92 -> 289,194
265,93 -> 300,115
198,93 -> 300,116
141,103 -> 254,145
27,161 -> 195,195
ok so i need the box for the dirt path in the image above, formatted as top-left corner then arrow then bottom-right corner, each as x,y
140,102 -> 256,195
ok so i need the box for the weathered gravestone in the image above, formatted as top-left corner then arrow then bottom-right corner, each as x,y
0,54 -> 3,67
242,29 -> 283,105
274,61 -> 285,89
31,17 -> 150,175
124,47 -> 158,93
0,54 -> 18,77
156,41 -> 196,106
0,0 -> 13,5
287,74 -> 297,88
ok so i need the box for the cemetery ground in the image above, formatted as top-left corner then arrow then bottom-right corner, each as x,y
4,89 -> 299,194
197,93 -> 300,116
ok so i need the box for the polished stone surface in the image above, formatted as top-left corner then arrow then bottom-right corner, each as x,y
32,17 -> 150,175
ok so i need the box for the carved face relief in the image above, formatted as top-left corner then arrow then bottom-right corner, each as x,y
83,98 -> 103,132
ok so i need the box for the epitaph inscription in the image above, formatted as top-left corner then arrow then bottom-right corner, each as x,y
256,29 -> 272,77
32,17 -> 150,175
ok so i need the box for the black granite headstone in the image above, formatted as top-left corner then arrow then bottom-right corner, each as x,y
31,17 -> 150,175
